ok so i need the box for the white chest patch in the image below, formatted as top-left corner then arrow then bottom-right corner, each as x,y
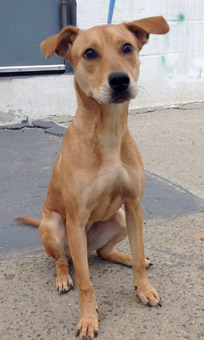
87,164 -> 141,222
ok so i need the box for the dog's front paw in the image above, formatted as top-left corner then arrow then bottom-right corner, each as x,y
76,310 -> 99,339
145,257 -> 153,269
56,274 -> 74,294
136,284 -> 161,307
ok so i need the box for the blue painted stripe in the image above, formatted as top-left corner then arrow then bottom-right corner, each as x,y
107,0 -> 116,24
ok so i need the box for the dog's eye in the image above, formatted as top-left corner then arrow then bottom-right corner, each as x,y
122,43 -> 134,54
83,48 -> 98,60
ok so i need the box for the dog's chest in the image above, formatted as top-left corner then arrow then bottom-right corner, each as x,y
87,163 -> 142,222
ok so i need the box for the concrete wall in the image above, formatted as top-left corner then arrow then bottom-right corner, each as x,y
1,0 -> 204,124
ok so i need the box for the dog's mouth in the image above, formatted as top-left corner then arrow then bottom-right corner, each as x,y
92,82 -> 138,104
110,90 -> 132,103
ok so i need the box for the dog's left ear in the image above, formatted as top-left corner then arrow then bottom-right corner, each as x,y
124,16 -> 169,50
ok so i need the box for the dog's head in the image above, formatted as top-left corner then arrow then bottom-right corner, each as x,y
41,17 -> 169,104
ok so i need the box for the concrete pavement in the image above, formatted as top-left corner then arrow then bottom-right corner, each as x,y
0,103 -> 204,340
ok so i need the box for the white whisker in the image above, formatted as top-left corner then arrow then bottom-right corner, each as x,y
137,83 -> 150,97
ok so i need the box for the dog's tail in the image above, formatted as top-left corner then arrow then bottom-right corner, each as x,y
15,217 -> 40,227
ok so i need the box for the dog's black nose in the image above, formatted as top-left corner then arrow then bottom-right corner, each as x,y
108,72 -> 130,92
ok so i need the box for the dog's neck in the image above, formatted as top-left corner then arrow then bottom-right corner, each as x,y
73,80 -> 129,142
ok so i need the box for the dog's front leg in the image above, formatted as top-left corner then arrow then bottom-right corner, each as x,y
66,218 -> 98,339
125,202 -> 160,307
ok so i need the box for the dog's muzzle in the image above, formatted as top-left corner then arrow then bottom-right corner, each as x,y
108,72 -> 131,103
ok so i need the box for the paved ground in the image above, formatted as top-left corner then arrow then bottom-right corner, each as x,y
0,103 -> 204,340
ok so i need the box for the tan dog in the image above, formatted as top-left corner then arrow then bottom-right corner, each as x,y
17,16 -> 169,339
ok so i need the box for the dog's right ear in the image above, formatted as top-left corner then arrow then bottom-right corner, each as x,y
40,26 -> 79,59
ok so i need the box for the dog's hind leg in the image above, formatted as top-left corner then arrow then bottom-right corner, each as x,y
95,209 -> 132,267
88,209 -> 151,268
39,208 -> 73,293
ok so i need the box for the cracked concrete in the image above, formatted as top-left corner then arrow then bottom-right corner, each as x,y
0,103 -> 204,340
0,119 -> 66,136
